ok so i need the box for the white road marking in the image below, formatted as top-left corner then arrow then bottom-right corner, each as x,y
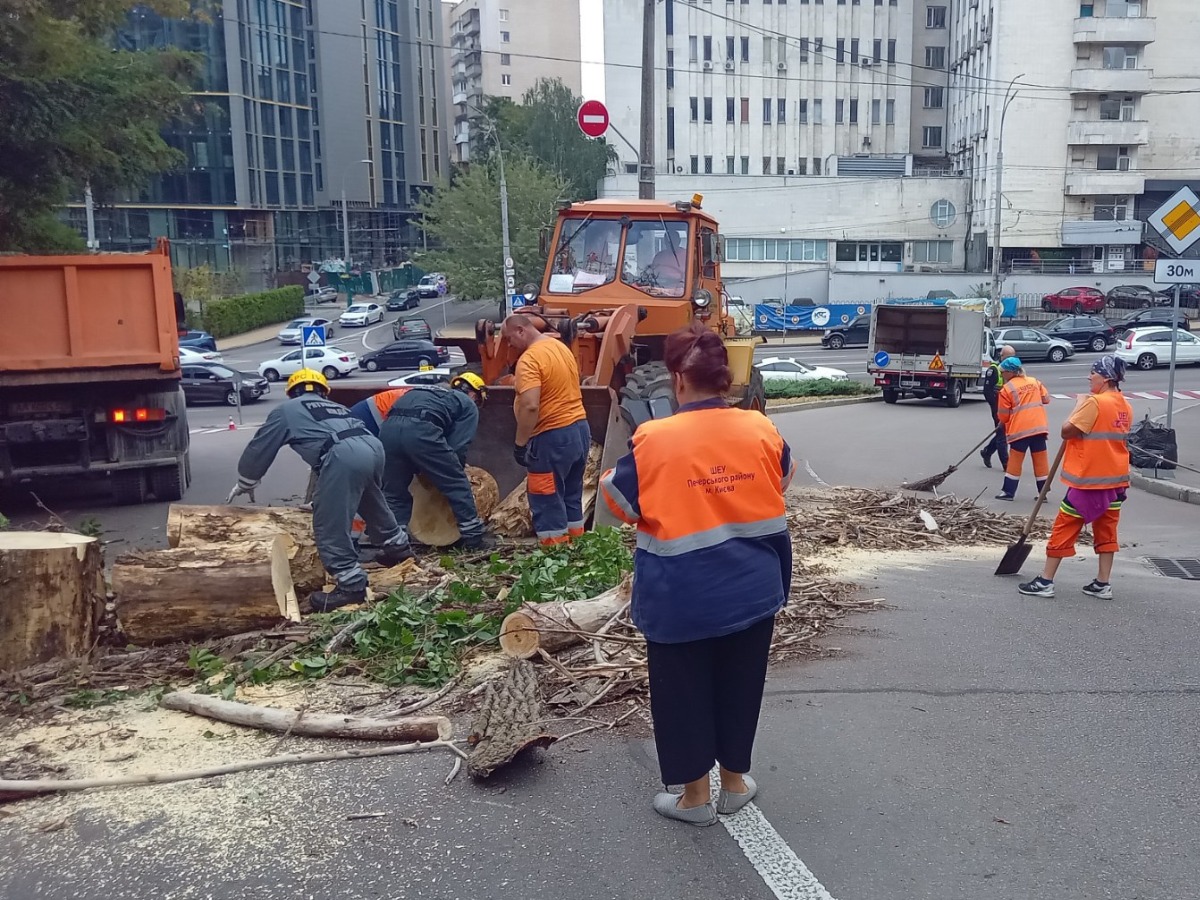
708,771 -> 836,900
803,459 -> 828,486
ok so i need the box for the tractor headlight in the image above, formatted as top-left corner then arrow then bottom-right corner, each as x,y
692,288 -> 713,309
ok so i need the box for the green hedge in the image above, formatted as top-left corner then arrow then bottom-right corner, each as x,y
197,286 -> 305,338
763,377 -> 879,399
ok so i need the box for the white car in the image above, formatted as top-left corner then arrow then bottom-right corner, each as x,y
726,296 -> 754,335
258,346 -> 359,382
277,317 -> 337,344
387,367 -> 456,388
305,285 -> 338,303
339,303 -> 384,326
1115,327 -> 1200,370
179,346 -> 224,365
756,356 -> 849,381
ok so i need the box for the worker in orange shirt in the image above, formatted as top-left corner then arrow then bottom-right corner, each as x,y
349,387 -> 412,437
994,356 -> 1051,500
503,314 -> 591,546
1020,356 -> 1133,599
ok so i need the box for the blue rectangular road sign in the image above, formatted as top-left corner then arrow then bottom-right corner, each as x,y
302,325 -> 326,347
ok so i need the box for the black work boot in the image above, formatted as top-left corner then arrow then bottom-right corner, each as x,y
374,543 -> 416,567
308,584 -> 368,613
449,532 -> 497,552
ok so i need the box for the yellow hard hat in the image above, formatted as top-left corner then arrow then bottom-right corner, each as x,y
450,371 -> 488,399
286,368 -> 330,397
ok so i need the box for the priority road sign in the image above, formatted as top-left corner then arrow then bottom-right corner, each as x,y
577,100 -> 610,139
302,325 -> 326,347
307,271 -> 321,285
1148,186 -> 1200,255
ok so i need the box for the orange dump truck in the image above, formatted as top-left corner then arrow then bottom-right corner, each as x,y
0,240 -> 191,503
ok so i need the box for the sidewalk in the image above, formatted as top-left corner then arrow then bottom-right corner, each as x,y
1131,403 -> 1200,505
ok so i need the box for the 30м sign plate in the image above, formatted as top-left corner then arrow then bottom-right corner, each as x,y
1154,258 -> 1200,285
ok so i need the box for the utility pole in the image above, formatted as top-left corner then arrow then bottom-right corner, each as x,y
989,76 -> 1024,324
84,183 -> 98,251
498,144 -> 514,318
638,0 -> 655,199
341,187 -> 350,266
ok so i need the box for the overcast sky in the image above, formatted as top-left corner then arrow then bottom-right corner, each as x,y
579,0 -> 604,100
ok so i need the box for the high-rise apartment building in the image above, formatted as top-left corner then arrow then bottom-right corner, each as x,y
444,0 -> 583,164
949,0 -> 1192,271
66,0 -> 447,280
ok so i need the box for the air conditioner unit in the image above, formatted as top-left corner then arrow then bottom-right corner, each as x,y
675,166 -> 684,173
724,60 -> 735,71
703,60 -> 713,71
861,58 -> 873,67
787,169 -> 795,175
776,61 -> 787,71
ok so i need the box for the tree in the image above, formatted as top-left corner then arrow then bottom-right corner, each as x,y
416,158 -> 566,301
0,0 -> 197,251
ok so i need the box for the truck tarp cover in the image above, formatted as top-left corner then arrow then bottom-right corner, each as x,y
870,306 -> 984,370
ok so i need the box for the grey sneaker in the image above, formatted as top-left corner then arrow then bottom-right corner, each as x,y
652,792 -> 717,827
1081,580 -> 1114,599
716,775 -> 758,815
1018,577 -> 1055,598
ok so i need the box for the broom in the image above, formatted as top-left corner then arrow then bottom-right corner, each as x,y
906,429 -> 1000,493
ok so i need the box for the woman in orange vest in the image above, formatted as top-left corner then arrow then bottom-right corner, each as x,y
995,356 -> 1052,500
599,324 -> 795,826
1020,356 -> 1134,599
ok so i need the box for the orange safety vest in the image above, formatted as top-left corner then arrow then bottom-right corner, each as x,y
1061,391 -> 1134,490
366,388 -> 412,429
997,374 -> 1050,443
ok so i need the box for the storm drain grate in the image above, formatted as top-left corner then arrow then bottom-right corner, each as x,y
1143,558 -> 1200,580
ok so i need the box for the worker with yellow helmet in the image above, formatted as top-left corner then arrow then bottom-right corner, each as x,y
228,368 -> 414,611
378,371 -> 495,551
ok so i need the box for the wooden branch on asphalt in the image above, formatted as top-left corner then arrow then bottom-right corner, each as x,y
499,575 -> 633,658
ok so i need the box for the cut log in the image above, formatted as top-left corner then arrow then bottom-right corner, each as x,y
579,442 -> 604,523
112,537 -> 297,645
408,465 -> 501,547
166,504 -> 325,596
0,532 -> 105,674
499,575 -> 633,658
467,658 -> 555,779
160,692 -> 452,742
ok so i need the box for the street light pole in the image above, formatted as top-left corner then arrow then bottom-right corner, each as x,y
990,75 -> 1024,324
472,107 -> 514,318
340,159 -> 374,267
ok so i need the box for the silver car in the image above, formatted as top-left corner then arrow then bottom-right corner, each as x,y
991,326 -> 1075,363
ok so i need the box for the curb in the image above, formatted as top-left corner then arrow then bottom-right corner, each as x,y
1129,471 -> 1200,506
767,395 -> 882,415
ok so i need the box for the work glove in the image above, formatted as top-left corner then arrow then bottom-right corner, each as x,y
226,478 -> 258,504
513,444 -> 528,468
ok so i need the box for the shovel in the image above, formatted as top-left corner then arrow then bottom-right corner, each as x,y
906,429 -> 999,493
995,442 -> 1067,577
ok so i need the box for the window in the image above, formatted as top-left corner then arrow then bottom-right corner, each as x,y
704,155 -> 713,174
1079,3 -> 1094,15
690,155 -> 699,174
922,126 -> 943,148
849,99 -> 858,123
703,36 -> 712,61
689,35 -> 698,62
762,156 -> 771,174
814,37 -> 823,62
925,46 -> 946,69
873,39 -> 882,63
501,74 -> 512,86
886,99 -> 895,124
777,156 -> 786,174
1103,47 -> 1138,69
725,238 -> 829,261
1094,195 -> 1129,221
797,158 -> 807,174
763,98 -> 772,123
778,98 -> 787,123
813,157 -> 822,175
727,96 -> 736,121
726,36 -> 735,59
836,39 -> 845,63
799,37 -> 809,61
500,30 -> 510,42
704,97 -> 713,122
741,36 -> 750,61
836,241 -> 902,263
667,107 -> 675,149
741,156 -> 749,174
500,53 -> 511,65
813,99 -> 823,124
850,39 -> 859,62
887,39 -> 896,63
726,155 -> 735,174
930,199 -> 956,227
871,99 -> 881,124
799,99 -> 808,123
1098,146 -> 1132,170
835,99 -> 844,123
499,8 -> 509,20
741,97 -> 750,122
912,241 -> 953,264
763,36 -> 773,63
926,5 -> 947,28
690,97 -> 698,121
1100,95 -> 1136,120
924,87 -> 944,108
667,49 -> 674,88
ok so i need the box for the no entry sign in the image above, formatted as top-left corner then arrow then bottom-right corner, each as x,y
577,100 -> 609,139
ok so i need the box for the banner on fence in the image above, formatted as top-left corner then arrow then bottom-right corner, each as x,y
754,296 -> 1018,331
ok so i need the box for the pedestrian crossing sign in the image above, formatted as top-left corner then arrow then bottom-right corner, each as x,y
302,325 -> 326,347
929,353 -> 945,371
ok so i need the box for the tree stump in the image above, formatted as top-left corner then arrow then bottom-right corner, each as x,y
408,465 -> 501,547
0,533 -> 105,673
166,504 -> 325,595
112,537 -> 297,645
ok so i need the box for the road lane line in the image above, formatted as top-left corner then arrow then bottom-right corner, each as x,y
803,459 -> 828,487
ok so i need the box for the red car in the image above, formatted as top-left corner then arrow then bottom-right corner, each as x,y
1041,286 -> 1106,314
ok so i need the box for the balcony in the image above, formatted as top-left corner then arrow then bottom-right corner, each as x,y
1061,219 -> 1144,245
1064,169 -> 1146,196
1066,119 -> 1149,145
454,127 -> 470,146
452,91 -> 468,106
1070,66 -> 1153,94
1073,15 -> 1156,44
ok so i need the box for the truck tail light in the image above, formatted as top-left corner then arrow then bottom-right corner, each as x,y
107,407 -> 167,423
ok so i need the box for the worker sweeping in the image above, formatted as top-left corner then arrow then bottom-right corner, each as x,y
980,345 -> 1016,470
227,369 -> 414,612
349,387 -> 412,437
502,314 -> 592,547
994,357 -> 1051,500
378,373 -> 495,551
1019,356 -> 1133,599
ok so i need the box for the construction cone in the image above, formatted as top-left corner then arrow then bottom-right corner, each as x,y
228,416 -> 236,430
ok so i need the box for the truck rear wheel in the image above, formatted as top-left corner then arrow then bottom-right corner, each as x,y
149,462 -> 186,502
111,471 -> 148,505
619,362 -> 676,430
883,388 -> 900,404
943,380 -> 964,408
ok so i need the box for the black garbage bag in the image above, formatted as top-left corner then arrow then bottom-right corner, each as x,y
1128,415 -> 1178,470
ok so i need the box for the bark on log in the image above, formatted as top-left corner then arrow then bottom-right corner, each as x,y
499,575 -> 633,658
579,442 -> 604,523
408,465 -> 501,547
112,537 -> 297,645
0,533 -> 105,674
160,692 -> 452,742
167,504 -> 324,597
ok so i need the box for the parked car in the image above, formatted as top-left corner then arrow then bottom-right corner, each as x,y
306,285 -> 339,303
1109,307 -> 1192,337
339,303 -> 384,327
258,346 -> 359,381
412,274 -> 446,299
755,357 -> 849,381
385,289 -> 420,312
179,346 -> 224,365
1041,315 -> 1117,352
1106,284 -> 1171,309
387,366 -> 458,387
820,315 -> 871,349
180,363 -> 269,406
360,340 -> 449,372
178,330 -> 218,352
726,296 -> 754,335
276,316 -> 337,344
1041,286 -> 1106,314
991,327 -> 1076,363
393,316 -> 433,340
1115,327 -> 1200,370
